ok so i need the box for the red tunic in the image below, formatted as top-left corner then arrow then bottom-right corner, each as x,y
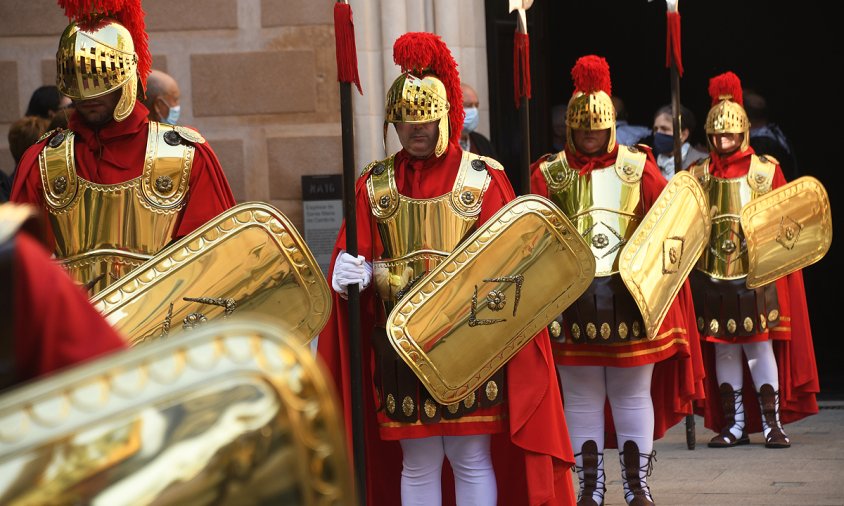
530,145 -> 706,444
317,142 -> 575,505
11,232 -> 126,385
694,147 -> 819,432
10,103 -> 236,247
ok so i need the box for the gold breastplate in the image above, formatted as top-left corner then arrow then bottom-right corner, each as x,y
690,155 -> 775,279
540,146 -> 645,276
39,122 -> 194,294
367,151 -> 493,315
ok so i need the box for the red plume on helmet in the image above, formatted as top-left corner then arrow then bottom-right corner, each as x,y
571,55 -> 612,96
58,0 -> 151,91
393,32 -> 462,145
708,71 -> 743,106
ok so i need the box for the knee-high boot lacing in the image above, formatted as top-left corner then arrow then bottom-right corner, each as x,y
620,440 -> 656,506
708,382 -> 749,447
759,384 -> 791,448
574,440 -> 605,506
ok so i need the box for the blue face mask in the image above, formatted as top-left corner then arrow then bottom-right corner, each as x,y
463,107 -> 479,133
165,105 -> 181,125
652,132 -> 675,155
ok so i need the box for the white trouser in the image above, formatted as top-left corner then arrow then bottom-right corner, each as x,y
399,434 -> 496,506
713,340 -> 779,390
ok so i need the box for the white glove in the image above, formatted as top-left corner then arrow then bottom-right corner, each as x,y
331,251 -> 372,295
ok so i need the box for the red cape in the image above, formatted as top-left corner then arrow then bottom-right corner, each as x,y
530,145 -> 707,447
10,103 -> 236,247
694,148 -> 819,431
12,232 -> 126,386
317,143 -> 576,505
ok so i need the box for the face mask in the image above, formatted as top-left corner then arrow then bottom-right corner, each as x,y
652,132 -> 675,155
165,104 -> 181,125
463,106 -> 479,133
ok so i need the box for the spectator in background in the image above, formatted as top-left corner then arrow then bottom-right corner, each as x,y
612,96 -> 650,146
142,69 -> 181,124
459,82 -> 497,158
25,85 -> 72,119
8,116 -> 51,167
744,89 -> 799,181
651,104 -> 707,179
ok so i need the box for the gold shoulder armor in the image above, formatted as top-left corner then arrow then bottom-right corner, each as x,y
614,145 -> 647,183
539,152 -> 574,192
173,125 -> 206,144
358,158 -> 388,181
365,155 -> 398,219
687,158 -> 711,187
748,154 -> 776,194
37,128 -> 61,143
757,153 -> 779,166
477,155 -> 504,171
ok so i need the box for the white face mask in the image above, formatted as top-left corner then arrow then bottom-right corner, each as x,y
463,106 -> 479,133
165,104 -> 181,125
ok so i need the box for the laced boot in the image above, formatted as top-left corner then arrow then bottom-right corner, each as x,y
620,440 -> 655,506
759,384 -> 791,448
574,440 -> 605,506
708,382 -> 749,447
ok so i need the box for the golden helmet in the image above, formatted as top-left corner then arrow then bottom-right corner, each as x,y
566,55 -> 617,153
385,32 -> 463,158
704,71 -> 750,152
56,18 -> 139,122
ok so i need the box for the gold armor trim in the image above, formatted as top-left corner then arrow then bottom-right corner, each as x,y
386,195 -> 595,404
0,319 -> 355,505
369,152 -> 491,315
692,155 -> 776,281
92,202 -> 331,346
540,150 -> 645,276
741,176 -> 832,288
39,124 -> 194,294
620,171 -> 711,339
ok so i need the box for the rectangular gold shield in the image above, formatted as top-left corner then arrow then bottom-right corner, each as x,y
92,202 -> 331,346
741,176 -> 832,289
620,171 -> 711,339
386,195 -> 595,405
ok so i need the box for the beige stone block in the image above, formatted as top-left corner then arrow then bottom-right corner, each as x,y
261,0 -> 333,27
41,59 -> 56,87
151,55 -> 168,74
266,136 -> 341,200
144,0 -> 238,31
192,51 -> 316,117
0,0 -> 68,36
0,62 -> 20,123
208,139 -> 245,201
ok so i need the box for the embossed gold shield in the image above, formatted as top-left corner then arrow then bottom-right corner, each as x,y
386,195 -> 595,405
741,176 -> 832,289
92,202 -> 331,346
620,171 -> 711,339
0,319 -> 355,506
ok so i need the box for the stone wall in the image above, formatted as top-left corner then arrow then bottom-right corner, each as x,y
0,0 -> 487,231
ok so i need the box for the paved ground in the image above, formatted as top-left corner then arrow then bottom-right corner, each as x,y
572,399 -> 844,505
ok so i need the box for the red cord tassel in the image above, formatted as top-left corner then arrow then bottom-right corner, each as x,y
665,11 -> 683,76
334,3 -> 362,94
513,32 -> 531,109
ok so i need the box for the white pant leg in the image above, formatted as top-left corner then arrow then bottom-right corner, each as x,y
714,342 -> 745,388
443,435 -> 496,506
606,364 -> 655,454
400,436 -> 445,506
557,365 -> 607,450
742,340 -> 779,390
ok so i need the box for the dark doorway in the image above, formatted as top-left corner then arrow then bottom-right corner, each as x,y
484,0 -> 842,396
